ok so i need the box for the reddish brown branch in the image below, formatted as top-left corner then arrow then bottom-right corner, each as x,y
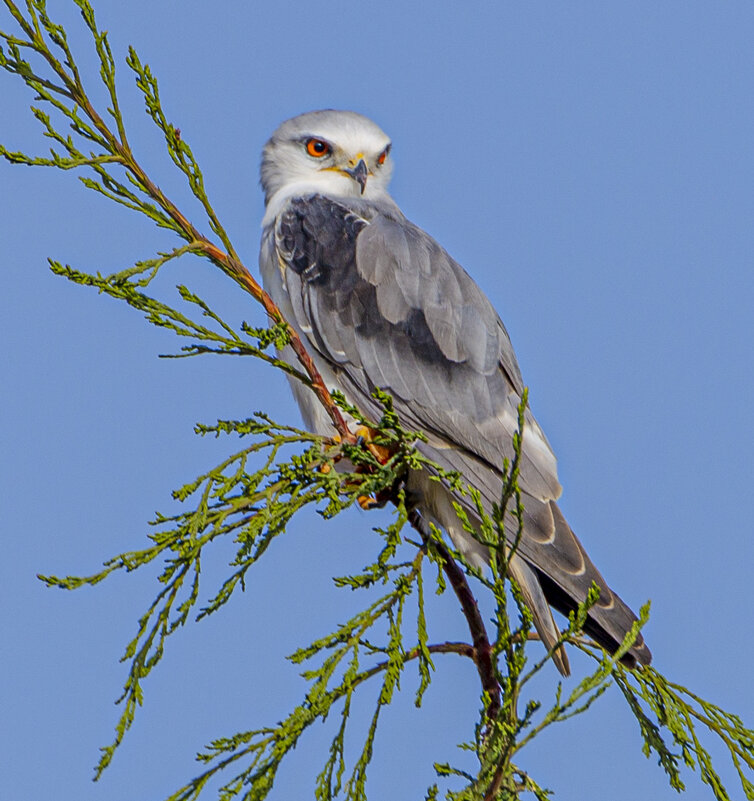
407,508 -> 502,723
427,641 -> 476,659
484,760 -> 508,801
194,242 -> 353,441
360,641 -> 475,685
36,38 -> 354,444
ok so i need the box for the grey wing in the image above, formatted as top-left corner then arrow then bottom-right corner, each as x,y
275,194 -> 650,667
276,195 -> 560,498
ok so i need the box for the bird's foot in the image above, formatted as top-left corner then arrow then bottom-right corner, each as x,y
357,494 -> 380,510
322,429 -> 397,508
354,425 -> 394,464
357,488 -> 392,510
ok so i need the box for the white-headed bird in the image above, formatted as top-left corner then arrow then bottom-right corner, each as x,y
259,110 -> 651,676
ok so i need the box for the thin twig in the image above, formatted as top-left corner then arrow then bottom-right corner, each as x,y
364,641 -> 475,681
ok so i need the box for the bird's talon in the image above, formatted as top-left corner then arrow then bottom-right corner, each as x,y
352,425 -> 394,464
358,494 -> 379,510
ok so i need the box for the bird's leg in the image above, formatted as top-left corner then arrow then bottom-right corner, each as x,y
352,424 -> 398,510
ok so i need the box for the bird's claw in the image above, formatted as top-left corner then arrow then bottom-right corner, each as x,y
357,494 -> 379,510
357,489 -> 391,510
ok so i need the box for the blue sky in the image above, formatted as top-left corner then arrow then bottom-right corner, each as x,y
2,2 -> 753,799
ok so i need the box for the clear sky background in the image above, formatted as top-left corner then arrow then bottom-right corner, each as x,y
2,2 -> 753,800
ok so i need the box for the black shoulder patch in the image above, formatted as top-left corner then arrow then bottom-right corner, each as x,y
278,196 -> 367,287
277,195 -> 456,370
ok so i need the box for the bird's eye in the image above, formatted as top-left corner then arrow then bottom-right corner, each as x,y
305,138 -> 331,158
377,146 -> 390,166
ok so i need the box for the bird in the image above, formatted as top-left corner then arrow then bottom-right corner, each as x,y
258,109 -> 651,676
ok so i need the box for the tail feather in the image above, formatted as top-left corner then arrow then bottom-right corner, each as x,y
541,500 -> 652,668
508,554 -> 571,677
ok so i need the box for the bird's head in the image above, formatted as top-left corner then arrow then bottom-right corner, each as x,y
260,110 -> 393,210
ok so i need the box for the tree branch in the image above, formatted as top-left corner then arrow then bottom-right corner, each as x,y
1,0 -> 354,443
407,508 -> 502,724
362,641 -> 475,684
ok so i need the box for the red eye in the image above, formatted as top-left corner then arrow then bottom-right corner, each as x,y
306,138 -> 331,158
377,147 -> 389,166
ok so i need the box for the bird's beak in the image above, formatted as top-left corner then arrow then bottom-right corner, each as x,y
345,159 -> 368,194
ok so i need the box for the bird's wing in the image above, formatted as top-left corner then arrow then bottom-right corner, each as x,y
274,194 -> 650,667
276,194 -> 560,500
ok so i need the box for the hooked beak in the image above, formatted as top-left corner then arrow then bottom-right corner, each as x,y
345,159 -> 368,194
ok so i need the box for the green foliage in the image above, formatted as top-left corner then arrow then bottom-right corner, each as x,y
610,662 -> 754,799
3,1 -> 754,799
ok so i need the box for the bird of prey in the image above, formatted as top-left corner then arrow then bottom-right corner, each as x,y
259,109 -> 651,676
